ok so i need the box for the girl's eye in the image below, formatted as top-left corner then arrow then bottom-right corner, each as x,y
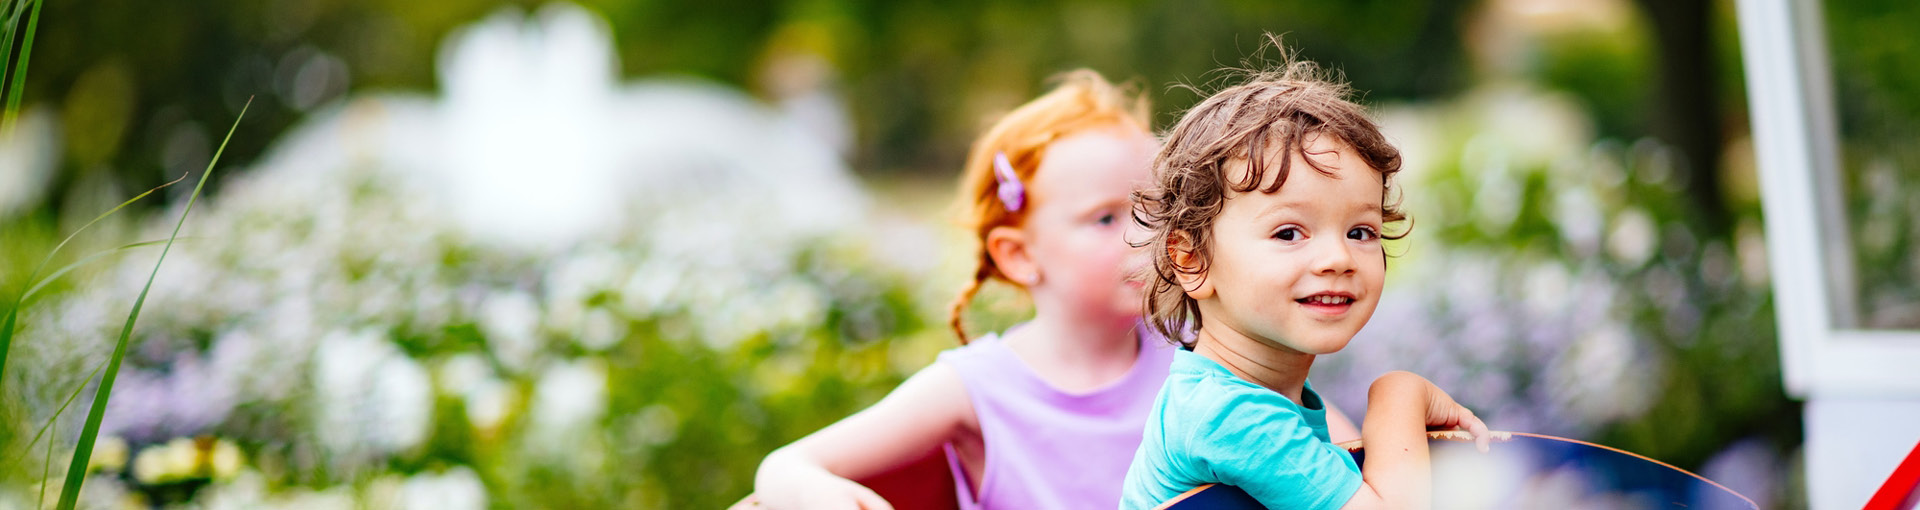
1096,213 -> 1116,226
1348,226 -> 1379,241
1273,227 -> 1302,241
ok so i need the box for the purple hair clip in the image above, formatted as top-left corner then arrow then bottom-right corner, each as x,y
992,151 -> 1026,212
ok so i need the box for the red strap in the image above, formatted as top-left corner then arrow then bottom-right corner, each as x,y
1864,438 -> 1920,510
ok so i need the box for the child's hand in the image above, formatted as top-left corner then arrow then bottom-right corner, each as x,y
1420,381 -> 1491,453
764,476 -> 894,510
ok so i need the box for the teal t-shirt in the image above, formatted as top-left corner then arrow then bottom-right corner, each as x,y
1119,350 -> 1362,509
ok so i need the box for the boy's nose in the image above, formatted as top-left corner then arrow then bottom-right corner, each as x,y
1312,239 -> 1357,275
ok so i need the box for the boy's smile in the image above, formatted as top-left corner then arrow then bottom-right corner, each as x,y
1296,290 -> 1357,316
1185,133 -> 1388,358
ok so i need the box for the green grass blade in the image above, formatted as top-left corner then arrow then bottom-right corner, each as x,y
0,173 -> 186,388
2,0 -> 41,134
1,0 -> 22,100
6,357 -> 106,469
55,97 -> 249,510
22,239 -> 178,302
1,0 -> 28,88
38,422 -> 53,508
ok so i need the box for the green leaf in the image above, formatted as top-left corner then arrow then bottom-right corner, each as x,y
55,97 -> 250,510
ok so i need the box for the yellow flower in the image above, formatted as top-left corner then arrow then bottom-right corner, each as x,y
161,437 -> 198,480
131,447 -> 167,484
89,436 -> 129,473
210,439 -> 244,481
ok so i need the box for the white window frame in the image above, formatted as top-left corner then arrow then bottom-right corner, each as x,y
1737,0 -> 1920,398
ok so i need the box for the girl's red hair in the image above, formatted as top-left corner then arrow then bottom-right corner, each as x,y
947,69 -> 1151,344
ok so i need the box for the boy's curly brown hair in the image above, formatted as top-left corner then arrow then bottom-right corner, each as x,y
1134,43 -> 1409,346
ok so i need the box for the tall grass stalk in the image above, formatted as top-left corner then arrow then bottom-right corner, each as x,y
0,177 -> 185,389
0,0 -> 46,383
1,0 -> 43,134
54,97 -> 250,510
6,359 -> 104,469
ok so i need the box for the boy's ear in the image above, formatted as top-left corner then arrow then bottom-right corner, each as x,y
986,226 -> 1040,286
1168,233 -> 1213,300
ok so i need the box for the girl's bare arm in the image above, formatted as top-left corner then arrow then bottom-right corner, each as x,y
753,363 -> 973,510
1326,402 -> 1361,444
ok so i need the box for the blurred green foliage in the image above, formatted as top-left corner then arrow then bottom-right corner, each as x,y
1825,0 -> 1920,328
25,0 -> 1481,204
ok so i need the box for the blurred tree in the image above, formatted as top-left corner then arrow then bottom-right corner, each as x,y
21,0 -> 1481,209
24,0 -> 525,212
1633,0 -> 1732,236
16,0 -> 1777,242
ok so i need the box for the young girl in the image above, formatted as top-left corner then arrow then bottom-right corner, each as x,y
752,69 -> 1173,510
1119,53 -> 1491,509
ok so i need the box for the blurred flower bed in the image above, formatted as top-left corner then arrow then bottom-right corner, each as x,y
1,6 -> 942,509
5,126 -> 937,509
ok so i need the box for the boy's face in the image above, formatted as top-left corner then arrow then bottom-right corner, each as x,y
1190,133 -> 1387,356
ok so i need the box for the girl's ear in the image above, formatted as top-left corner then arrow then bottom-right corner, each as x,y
1168,233 -> 1213,299
986,226 -> 1040,287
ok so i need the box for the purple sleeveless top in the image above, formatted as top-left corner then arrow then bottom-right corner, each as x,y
937,325 -> 1177,510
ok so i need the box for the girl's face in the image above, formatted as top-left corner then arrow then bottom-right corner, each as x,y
1194,133 -> 1387,355
1020,127 -> 1159,321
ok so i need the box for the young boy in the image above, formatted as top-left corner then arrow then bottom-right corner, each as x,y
1119,49 -> 1491,509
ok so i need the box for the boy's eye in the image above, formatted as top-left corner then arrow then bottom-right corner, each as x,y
1348,227 -> 1379,241
1272,227 -> 1302,241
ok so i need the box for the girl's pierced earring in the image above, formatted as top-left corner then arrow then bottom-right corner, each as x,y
993,152 -> 1026,212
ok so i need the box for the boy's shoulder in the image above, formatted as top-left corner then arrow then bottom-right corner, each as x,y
1161,351 -> 1316,435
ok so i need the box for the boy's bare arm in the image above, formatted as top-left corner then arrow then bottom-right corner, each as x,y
1340,371 -> 1488,510
753,363 -> 973,510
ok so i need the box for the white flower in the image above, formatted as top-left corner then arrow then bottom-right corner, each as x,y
621,259 -> 686,317
398,467 -> 488,510
464,378 -> 514,433
371,355 -> 433,453
1552,187 -> 1605,256
198,470 -> 269,510
1546,324 -> 1658,423
313,330 -> 431,462
480,291 -> 542,374
528,358 -> 607,448
436,353 -> 492,394
276,488 -> 357,510
1522,261 -> 1571,316
576,309 -> 626,352
0,108 -> 56,218
1606,208 -> 1657,267
545,248 -> 624,304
